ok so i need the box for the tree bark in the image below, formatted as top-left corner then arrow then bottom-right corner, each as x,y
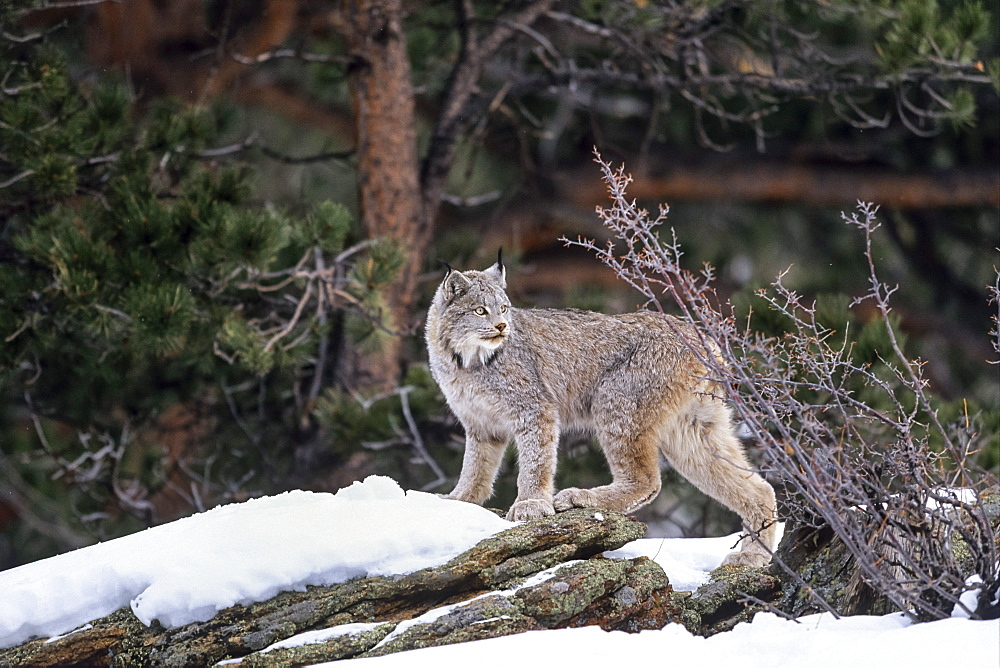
337,0 -> 427,388
334,0 -> 557,389
0,509 -> 655,667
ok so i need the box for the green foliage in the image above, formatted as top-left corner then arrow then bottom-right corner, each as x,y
0,37 -> 404,567
353,239 -> 405,288
5,158 -> 295,378
951,0 -> 991,52
878,0 -> 991,71
988,58 -> 1000,93
217,315 -> 275,377
314,366 -> 451,486
300,201 -> 352,253
946,88 -> 978,129
123,284 -> 198,357
343,239 -> 405,351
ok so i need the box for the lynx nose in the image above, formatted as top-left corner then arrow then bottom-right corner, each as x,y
495,322 -> 507,332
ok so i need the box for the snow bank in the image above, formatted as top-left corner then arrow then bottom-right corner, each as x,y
0,476 -> 513,648
336,612 -> 1000,668
3,475 -> 995,667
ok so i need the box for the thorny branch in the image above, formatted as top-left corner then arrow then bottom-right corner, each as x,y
988,264 -> 1000,365
565,151 -> 999,621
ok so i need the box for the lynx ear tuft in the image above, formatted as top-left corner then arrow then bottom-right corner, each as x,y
444,269 -> 473,301
485,247 -> 506,288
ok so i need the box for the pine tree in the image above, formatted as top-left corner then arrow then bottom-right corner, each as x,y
0,24 -> 407,565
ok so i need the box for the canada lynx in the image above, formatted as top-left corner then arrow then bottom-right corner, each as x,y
425,253 -> 777,567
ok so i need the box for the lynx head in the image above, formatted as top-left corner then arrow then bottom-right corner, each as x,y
431,250 -> 512,368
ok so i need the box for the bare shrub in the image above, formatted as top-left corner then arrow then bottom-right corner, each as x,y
565,152 -> 999,621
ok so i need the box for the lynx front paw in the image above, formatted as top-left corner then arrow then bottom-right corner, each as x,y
438,493 -> 472,503
553,487 -> 597,511
506,498 -> 555,521
439,488 -> 490,505
720,549 -> 771,568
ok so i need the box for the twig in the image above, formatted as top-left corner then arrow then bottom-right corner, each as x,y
16,0 -> 119,15
0,170 -> 34,189
263,280 -> 313,352
398,386 -> 448,491
307,247 -> 330,406
4,318 -> 30,343
94,304 -> 133,321
229,48 -> 349,65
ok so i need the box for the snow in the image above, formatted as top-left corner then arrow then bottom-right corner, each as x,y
605,523 -> 786,592
334,612 -> 999,668
260,622 -> 385,653
952,574 -> 988,619
0,476 -> 512,648
1,475 -> 996,668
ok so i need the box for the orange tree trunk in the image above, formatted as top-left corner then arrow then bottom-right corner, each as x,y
338,0 -> 428,388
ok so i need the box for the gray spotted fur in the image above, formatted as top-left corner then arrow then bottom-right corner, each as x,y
425,257 -> 777,566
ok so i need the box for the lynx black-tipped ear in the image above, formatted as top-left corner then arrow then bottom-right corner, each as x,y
438,258 -> 454,277
485,247 -> 507,288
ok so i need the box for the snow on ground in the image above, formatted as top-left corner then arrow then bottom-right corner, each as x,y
334,612 -> 999,668
0,476 -> 512,648
1,475 -> 996,668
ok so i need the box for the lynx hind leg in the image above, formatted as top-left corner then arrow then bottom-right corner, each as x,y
663,399 -> 777,568
553,428 -> 662,514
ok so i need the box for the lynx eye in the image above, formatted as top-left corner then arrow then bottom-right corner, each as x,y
500,305 -> 508,314
474,307 -> 488,316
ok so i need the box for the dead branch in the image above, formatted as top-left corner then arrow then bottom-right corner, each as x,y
565,151 -> 1000,621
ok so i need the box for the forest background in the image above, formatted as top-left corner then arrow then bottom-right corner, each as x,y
1,0 -> 997,571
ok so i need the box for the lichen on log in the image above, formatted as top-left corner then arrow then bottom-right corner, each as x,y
0,508 -> 650,668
